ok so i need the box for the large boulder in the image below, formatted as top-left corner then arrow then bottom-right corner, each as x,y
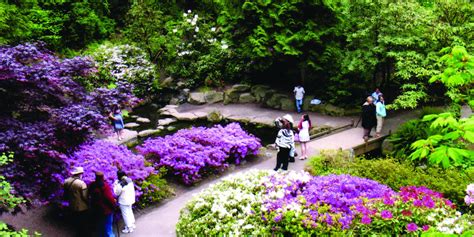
188,92 -> 206,105
239,93 -> 256,103
124,122 -> 140,128
224,88 -> 241,104
138,129 -> 161,138
231,84 -> 251,92
204,91 -> 224,104
207,110 -> 223,123
161,76 -> 174,88
302,96 -> 314,112
157,118 -> 177,126
309,103 -> 346,116
251,85 -> 272,102
323,104 -> 346,116
381,138 -> 394,155
136,117 -> 151,123
265,94 -> 287,109
280,97 -> 295,111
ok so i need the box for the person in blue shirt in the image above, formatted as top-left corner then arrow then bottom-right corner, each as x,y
109,105 -> 125,141
371,88 -> 382,102
375,95 -> 386,137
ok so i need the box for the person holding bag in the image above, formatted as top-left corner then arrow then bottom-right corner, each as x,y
274,114 -> 295,171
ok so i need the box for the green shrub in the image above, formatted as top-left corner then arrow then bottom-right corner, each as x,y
419,106 -> 446,118
305,151 -> 474,207
136,168 -> 173,208
387,119 -> 433,160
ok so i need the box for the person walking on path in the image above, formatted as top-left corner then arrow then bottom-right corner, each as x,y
298,114 -> 312,160
274,115 -> 295,171
371,88 -> 382,102
293,85 -> 305,113
90,171 -> 117,237
114,170 -> 136,234
375,95 -> 386,137
63,167 -> 89,237
109,106 -> 125,141
361,96 -> 377,141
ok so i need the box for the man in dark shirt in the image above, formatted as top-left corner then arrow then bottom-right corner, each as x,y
361,96 -> 377,141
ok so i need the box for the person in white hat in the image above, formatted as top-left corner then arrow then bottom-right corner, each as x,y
274,115 -> 295,171
63,167 -> 89,237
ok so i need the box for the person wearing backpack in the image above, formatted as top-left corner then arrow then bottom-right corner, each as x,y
63,167 -> 89,237
113,170 -> 136,234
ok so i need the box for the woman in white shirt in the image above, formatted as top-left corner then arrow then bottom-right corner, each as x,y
114,170 -> 136,234
298,114 -> 312,160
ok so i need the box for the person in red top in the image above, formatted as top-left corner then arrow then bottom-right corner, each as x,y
89,171 -> 117,237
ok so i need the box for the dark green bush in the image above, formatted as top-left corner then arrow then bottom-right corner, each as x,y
419,106 -> 446,118
387,119 -> 433,160
136,167 -> 173,208
305,150 -> 474,207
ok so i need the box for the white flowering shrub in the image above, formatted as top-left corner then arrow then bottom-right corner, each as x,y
176,170 -> 271,236
89,42 -> 159,96
164,9 -> 244,87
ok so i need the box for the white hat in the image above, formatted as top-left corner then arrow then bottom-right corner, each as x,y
282,114 -> 294,125
71,167 -> 84,175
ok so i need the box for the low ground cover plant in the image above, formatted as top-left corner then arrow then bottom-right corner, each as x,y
137,123 -> 261,184
177,170 -> 473,236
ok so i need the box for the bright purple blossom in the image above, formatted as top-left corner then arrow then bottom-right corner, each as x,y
380,210 -> 393,219
137,123 -> 261,184
406,222 -> 418,232
422,225 -> 430,231
361,215 -> 372,225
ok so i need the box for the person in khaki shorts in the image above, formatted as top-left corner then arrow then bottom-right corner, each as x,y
63,167 -> 89,237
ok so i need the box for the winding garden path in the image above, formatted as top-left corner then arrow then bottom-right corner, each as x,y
0,104 -> 418,237
129,107 -> 418,237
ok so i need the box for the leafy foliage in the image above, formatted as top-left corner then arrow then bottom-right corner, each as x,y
87,42 -> 159,96
409,46 -> 474,168
0,43 -> 138,203
305,152 -> 474,207
0,1 -> 115,50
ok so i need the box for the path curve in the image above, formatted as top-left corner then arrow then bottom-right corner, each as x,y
130,110 -> 418,236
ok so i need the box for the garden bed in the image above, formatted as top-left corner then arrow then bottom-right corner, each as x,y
177,170 -> 474,236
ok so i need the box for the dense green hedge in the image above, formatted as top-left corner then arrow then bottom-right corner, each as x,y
305,150 -> 474,207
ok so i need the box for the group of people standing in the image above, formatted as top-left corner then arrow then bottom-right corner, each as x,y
63,167 -> 136,237
361,88 -> 386,140
274,113 -> 312,171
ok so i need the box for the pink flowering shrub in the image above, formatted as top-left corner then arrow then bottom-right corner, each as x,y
137,123 -> 261,184
355,186 -> 457,235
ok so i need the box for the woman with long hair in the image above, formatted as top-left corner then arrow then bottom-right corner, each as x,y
298,114 -> 312,160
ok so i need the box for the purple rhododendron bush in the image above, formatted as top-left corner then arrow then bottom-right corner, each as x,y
66,141 -> 155,199
137,123 -> 262,184
0,43 -> 139,206
177,170 -> 474,236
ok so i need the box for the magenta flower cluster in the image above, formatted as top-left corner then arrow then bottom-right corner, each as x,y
137,123 -> 261,184
262,174 -> 394,230
259,174 -> 456,235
